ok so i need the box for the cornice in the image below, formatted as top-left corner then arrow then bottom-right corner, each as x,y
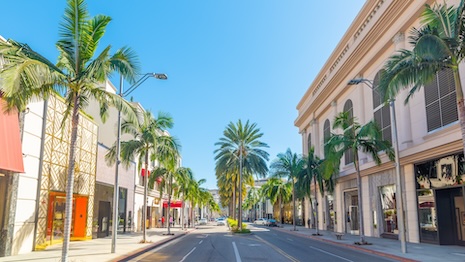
295,0 -> 435,129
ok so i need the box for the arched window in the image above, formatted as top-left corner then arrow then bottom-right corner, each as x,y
424,68 -> 458,132
323,119 -> 330,157
373,71 -> 392,143
344,100 -> 354,165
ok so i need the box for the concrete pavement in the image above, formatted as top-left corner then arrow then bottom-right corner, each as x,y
274,223 -> 465,262
0,226 -> 194,262
2,223 -> 465,261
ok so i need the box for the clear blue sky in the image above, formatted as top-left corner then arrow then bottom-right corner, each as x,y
1,0 -> 365,189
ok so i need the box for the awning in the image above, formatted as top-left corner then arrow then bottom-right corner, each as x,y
0,100 -> 24,173
163,200 -> 182,208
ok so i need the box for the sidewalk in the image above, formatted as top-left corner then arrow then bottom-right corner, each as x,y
275,223 -> 465,262
0,226 -> 194,262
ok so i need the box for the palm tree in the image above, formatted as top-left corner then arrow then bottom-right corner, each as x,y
148,158 -> 188,235
214,119 -> 269,230
106,110 -> 179,242
170,166 -> 194,230
270,148 -> 305,231
298,146 -> 325,235
379,1 -> 465,156
243,186 -> 261,220
324,112 -> 394,244
0,1 -> 139,260
261,177 -> 292,225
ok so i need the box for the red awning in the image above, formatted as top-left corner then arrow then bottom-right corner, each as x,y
0,100 -> 24,173
163,200 -> 182,208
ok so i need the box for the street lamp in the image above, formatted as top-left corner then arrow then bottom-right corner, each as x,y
111,72 -> 167,253
348,78 -> 407,253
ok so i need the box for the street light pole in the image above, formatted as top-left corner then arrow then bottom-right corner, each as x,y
348,78 -> 407,253
111,72 -> 168,253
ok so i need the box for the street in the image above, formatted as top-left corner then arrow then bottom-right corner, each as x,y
127,223 -> 396,262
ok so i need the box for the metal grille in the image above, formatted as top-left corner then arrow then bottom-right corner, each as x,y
35,95 -> 97,247
425,68 -> 458,132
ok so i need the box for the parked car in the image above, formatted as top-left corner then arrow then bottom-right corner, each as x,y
216,218 -> 226,226
254,218 -> 268,225
267,218 -> 278,227
199,218 -> 207,225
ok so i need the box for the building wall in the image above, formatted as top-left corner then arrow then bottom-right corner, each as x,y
295,0 -> 464,243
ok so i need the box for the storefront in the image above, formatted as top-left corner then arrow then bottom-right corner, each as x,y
416,153 -> 465,246
0,99 -> 24,257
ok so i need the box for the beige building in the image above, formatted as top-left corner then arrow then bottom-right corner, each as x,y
295,0 -> 465,245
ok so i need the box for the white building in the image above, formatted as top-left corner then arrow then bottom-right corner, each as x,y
295,0 -> 465,245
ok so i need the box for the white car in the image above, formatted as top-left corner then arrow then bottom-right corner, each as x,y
199,218 -> 208,225
216,218 -> 226,226
254,218 -> 267,225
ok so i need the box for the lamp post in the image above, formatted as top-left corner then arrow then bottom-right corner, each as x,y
348,78 -> 407,253
111,72 -> 167,253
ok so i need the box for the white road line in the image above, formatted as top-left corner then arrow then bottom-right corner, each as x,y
287,238 -> 293,242
309,246 -> 354,262
232,241 -> 242,262
199,240 -> 203,244
179,247 -> 196,262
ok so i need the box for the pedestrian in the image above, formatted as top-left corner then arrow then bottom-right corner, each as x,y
169,216 -> 173,226
161,216 -> 165,228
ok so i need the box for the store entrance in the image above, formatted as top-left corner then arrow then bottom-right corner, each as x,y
436,187 -> 465,246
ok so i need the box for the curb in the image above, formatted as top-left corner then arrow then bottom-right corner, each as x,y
273,227 -> 418,262
112,229 -> 194,262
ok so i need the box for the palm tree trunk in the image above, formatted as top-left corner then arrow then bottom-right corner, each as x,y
167,175 -> 172,235
232,182 -> 236,220
61,97 -> 80,262
292,179 -> 296,231
279,196 -> 283,225
314,176 -> 319,235
181,198 -> 185,230
142,153 -> 149,242
354,154 -> 365,244
238,150 -> 243,231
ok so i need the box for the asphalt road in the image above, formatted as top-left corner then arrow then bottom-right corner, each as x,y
129,223 -> 396,262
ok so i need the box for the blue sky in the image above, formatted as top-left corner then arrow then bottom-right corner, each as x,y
1,0 -> 365,189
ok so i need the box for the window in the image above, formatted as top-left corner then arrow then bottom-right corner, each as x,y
372,72 -> 392,143
323,119 -> 330,157
307,133 -> 312,154
343,100 -> 354,165
424,68 -> 458,132
379,185 -> 397,234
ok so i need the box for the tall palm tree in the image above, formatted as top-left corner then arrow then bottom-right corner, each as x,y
298,146 -> 325,235
270,148 -> 305,231
148,158 -> 188,235
379,1 -> 465,156
0,1 -> 139,260
214,119 -> 269,230
106,110 -> 179,242
324,112 -> 394,244
243,186 -> 261,220
261,177 -> 292,225
170,166 -> 194,230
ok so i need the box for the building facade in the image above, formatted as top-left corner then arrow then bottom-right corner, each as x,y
295,0 -> 465,246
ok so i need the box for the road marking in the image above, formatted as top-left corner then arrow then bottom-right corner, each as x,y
309,246 -> 354,262
254,235 -> 299,262
287,238 -> 293,242
199,240 -> 203,244
232,241 -> 242,262
179,247 -> 196,262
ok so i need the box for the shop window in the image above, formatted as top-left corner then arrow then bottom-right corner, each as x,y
416,154 -> 465,189
417,189 -> 438,244
379,185 -> 397,234
372,71 -> 392,144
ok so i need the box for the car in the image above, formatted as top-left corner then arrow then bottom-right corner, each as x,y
254,218 -> 268,225
199,218 -> 207,225
216,218 -> 226,226
267,219 -> 278,227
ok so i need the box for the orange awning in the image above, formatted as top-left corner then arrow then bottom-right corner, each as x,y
0,100 -> 24,173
